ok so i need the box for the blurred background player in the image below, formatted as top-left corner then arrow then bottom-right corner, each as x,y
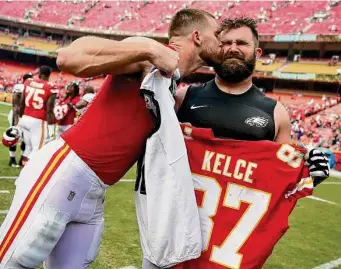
54,82 -> 80,138
19,65 -> 58,165
7,73 -> 32,167
74,85 -> 95,114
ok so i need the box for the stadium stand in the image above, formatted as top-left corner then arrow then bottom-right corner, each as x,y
0,60 -> 104,90
16,37 -> 60,52
0,0 -> 340,35
0,0 -> 340,149
255,60 -> 285,72
0,1 -> 34,19
33,1 -> 89,26
306,2 -> 341,34
0,33 -> 16,46
281,62 -> 341,75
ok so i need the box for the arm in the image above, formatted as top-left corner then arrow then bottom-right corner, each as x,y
46,94 -> 57,125
19,91 -> 25,118
274,102 -> 291,143
74,99 -> 88,110
56,36 -> 179,78
12,92 -> 21,125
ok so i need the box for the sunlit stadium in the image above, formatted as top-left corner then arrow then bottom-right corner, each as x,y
0,1 -> 340,269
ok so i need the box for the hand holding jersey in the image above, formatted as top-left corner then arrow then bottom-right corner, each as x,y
144,39 -> 179,77
172,125 -> 314,269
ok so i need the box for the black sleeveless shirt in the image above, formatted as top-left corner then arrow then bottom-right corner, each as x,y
177,79 -> 277,141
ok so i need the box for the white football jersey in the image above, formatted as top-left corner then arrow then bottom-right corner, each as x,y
135,69 -> 202,268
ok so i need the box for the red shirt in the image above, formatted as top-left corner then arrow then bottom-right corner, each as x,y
54,95 -> 81,126
62,75 -> 155,185
174,125 -> 312,269
23,78 -> 58,121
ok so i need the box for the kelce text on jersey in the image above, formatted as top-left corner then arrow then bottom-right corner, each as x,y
201,150 -> 258,184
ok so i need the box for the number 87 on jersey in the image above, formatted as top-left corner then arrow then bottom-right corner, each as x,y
179,128 -> 313,269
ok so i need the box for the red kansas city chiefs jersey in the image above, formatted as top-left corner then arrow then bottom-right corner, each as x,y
54,95 -> 81,126
23,78 -> 59,121
62,75 -> 155,185
175,125 -> 313,269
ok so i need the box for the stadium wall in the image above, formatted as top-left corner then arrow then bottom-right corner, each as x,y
0,14 -> 340,96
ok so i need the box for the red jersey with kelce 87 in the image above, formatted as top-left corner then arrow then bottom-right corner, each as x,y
54,95 -> 81,126
174,125 -> 313,269
23,78 -> 59,121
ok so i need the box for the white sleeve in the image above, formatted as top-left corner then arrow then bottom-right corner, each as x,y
82,93 -> 94,103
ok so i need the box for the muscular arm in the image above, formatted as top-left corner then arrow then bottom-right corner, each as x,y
56,36 -> 158,77
46,94 -> 57,125
274,102 -> 292,143
12,92 -> 21,125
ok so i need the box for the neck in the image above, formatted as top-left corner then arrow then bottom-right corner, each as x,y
169,38 -> 205,79
215,76 -> 253,95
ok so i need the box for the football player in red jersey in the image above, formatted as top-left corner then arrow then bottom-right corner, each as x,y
7,73 -> 32,167
18,66 -> 58,165
0,9 -> 222,269
74,85 -> 95,114
54,82 -> 81,138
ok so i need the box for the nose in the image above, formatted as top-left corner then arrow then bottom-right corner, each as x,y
228,42 -> 239,52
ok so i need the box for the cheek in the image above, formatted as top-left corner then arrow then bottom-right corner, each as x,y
241,49 -> 254,59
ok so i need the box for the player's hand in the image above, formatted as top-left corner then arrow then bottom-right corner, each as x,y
149,42 -> 179,78
305,148 -> 330,186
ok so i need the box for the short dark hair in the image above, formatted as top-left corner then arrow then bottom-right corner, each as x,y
22,73 -> 32,82
220,17 -> 259,47
68,82 -> 80,96
168,8 -> 215,38
39,65 -> 52,77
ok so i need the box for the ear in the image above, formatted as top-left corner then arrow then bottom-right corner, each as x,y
255,47 -> 262,59
191,30 -> 202,46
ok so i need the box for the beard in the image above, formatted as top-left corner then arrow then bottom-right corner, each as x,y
199,41 -> 226,69
212,52 -> 256,83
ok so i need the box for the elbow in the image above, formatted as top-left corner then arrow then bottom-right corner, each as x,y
56,49 -> 71,73
56,49 -> 80,76
56,49 -> 90,78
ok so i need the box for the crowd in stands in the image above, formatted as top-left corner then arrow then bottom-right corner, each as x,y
0,0 -> 340,35
279,93 -> 341,151
0,60 -> 104,92
2,72 -> 341,152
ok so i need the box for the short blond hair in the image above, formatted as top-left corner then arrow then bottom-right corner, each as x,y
168,8 -> 215,38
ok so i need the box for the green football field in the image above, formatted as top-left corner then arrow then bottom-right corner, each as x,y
0,102 -> 340,269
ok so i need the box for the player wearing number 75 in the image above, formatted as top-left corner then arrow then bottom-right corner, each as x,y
18,66 -> 58,165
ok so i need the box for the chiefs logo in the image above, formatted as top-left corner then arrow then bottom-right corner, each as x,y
245,117 -> 268,128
